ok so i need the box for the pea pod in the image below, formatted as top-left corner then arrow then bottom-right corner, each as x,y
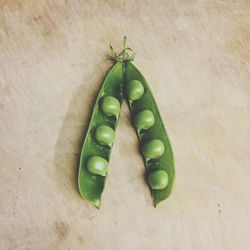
125,62 -> 175,207
78,37 -> 175,208
78,62 -> 124,208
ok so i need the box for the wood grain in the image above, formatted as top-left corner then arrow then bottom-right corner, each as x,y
0,0 -> 250,249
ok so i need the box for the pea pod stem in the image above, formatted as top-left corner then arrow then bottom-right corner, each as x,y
109,36 -> 135,62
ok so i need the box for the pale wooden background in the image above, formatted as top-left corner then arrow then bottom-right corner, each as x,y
0,0 -> 250,249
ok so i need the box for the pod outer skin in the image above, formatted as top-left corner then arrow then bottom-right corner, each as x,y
125,62 -> 175,207
78,62 -> 124,208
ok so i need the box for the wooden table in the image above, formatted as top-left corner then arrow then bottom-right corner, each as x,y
1,1 -> 250,249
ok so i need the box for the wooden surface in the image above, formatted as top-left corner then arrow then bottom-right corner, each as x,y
1,0 -> 250,249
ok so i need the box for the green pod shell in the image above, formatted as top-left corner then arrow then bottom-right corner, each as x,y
78,62 -> 124,208
125,62 -> 175,207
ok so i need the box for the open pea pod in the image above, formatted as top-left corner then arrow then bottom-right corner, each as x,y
78,62 -> 124,208
78,37 -> 175,208
125,62 -> 175,207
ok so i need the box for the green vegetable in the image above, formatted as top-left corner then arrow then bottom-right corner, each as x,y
125,61 -> 175,207
148,170 -> 168,190
142,139 -> 165,159
134,110 -> 155,130
126,80 -> 144,100
78,37 -> 175,208
78,62 -> 124,208
87,156 -> 108,177
95,125 -> 115,146
101,96 -> 120,117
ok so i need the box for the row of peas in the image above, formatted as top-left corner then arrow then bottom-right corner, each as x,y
87,96 -> 120,176
126,79 -> 169,190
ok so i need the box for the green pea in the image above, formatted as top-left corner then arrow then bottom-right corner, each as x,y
87,156 -> 108,177
101,96 -> 120,117
95,125 -> 115,146
142,139 -> 165,159
134,110 -> 155,129
148,170 -> 168,190
126,80 -> 144,100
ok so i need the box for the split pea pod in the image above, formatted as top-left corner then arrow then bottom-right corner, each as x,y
78,37 -> 175,208
78,62 -> 124,208
125,62 -> 175,207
